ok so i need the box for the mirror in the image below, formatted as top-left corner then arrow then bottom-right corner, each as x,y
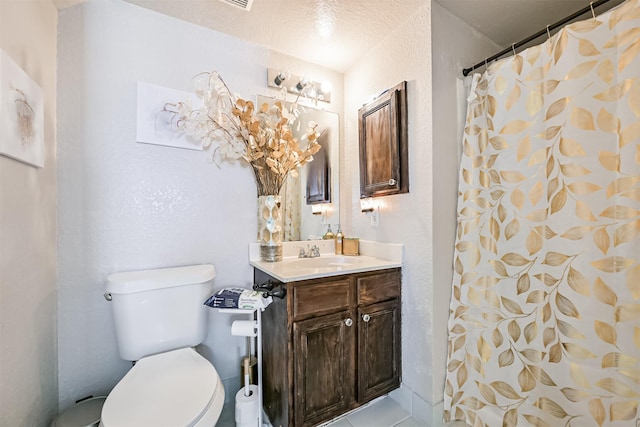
257,95 -> 340,241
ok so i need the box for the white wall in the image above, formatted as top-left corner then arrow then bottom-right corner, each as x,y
344,1 -> 503,424
0,0 -> 503,422
56,0 -> 343,410
344,2 -> 435,421
431,0 -> 503,414
0,1 -> 59,425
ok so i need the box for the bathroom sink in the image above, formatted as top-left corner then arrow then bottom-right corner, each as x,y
286,255 -> 362,269
249,240 -> 404,282
251,253 -> 400,282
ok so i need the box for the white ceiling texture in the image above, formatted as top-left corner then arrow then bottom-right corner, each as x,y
53,0 -> 627,73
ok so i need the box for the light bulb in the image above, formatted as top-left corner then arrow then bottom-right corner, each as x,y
274,72 -> 287,86
295,78 -> 309,92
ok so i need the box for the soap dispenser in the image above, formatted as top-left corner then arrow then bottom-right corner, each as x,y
335,225 -> 343,255
323,224 -> 335,240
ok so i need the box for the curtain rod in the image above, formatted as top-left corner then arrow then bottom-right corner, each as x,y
462,0 -> 614,76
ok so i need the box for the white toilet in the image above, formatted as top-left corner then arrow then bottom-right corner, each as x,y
100,264 -> 225,426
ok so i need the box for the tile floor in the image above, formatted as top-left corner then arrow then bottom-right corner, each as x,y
319,397 -> 421,427
216,395 -> 470,427
217,401 -> 235,426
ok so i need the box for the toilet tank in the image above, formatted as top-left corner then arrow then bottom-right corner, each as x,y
105,264 -> 216,361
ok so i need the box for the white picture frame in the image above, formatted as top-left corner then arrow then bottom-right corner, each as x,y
0,49 -> 45,168
136,81 -> 202,151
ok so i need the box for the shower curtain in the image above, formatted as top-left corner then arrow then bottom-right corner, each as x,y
444,1 -> 640,426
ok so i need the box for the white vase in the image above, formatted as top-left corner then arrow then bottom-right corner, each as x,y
257,195 -> 283,262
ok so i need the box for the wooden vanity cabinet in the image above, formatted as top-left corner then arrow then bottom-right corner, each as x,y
255,268 -> 401,427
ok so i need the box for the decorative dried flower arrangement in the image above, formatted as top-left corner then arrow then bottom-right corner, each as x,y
165,72 -> 321,196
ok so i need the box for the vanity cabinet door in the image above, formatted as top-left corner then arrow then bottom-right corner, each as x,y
293,310 -> 356,427
357,298 -> 401,403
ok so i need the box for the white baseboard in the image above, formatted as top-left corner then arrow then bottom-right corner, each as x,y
390,384 -> 449,426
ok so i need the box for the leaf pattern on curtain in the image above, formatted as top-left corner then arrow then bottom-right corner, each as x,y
444,1 -> 640,426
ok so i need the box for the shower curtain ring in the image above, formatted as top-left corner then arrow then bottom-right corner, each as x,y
546,25 -> 551,40
590,2 -> 596,19
512,43 -> 516,56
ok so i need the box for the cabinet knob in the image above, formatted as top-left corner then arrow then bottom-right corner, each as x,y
344,318 -> 353,327
362,314 -> 371,322
388,178 -> 397,186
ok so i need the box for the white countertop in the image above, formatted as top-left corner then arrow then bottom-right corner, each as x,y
249,240 -> 403,282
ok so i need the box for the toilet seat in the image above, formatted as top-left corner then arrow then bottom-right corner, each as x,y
101,347 -> 223,426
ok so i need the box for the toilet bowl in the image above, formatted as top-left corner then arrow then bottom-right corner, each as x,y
102,264 -> 224,426
100,348 -> 224,426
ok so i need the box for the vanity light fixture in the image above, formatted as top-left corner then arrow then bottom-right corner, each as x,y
267,68 -> 332,103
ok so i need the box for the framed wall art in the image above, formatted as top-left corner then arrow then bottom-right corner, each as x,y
136,81 -> 202,151
0,49 -> 45,168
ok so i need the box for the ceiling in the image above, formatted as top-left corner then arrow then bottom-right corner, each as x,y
52,0 -> 627,73
437,0 -> 625,48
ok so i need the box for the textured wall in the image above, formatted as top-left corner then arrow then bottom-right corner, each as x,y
431,0 -> 504,412
0,0 -> 504,423
0,1 -> 59,425
56,0 -> 343,410
344,2 -> 435,412
57,1 -> 256,406
344,1 -> 504,423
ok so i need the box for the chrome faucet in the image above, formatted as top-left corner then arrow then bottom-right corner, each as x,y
298,244 -> 320,258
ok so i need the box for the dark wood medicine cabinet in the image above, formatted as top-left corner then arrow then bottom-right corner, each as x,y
358,81 -> 409,198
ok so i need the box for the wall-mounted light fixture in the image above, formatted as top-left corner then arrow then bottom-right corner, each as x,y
267,68 -> 332,103
360,198 -> 381,227
360,198 -> 375,213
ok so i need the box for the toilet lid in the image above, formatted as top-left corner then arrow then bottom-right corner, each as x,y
101,348 -> 218,426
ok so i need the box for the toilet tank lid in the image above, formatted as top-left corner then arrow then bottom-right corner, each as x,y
106,264 -> 216,294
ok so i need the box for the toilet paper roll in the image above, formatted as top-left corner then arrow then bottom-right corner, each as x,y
232,320 -> 257,337
235,384 -> 260,427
